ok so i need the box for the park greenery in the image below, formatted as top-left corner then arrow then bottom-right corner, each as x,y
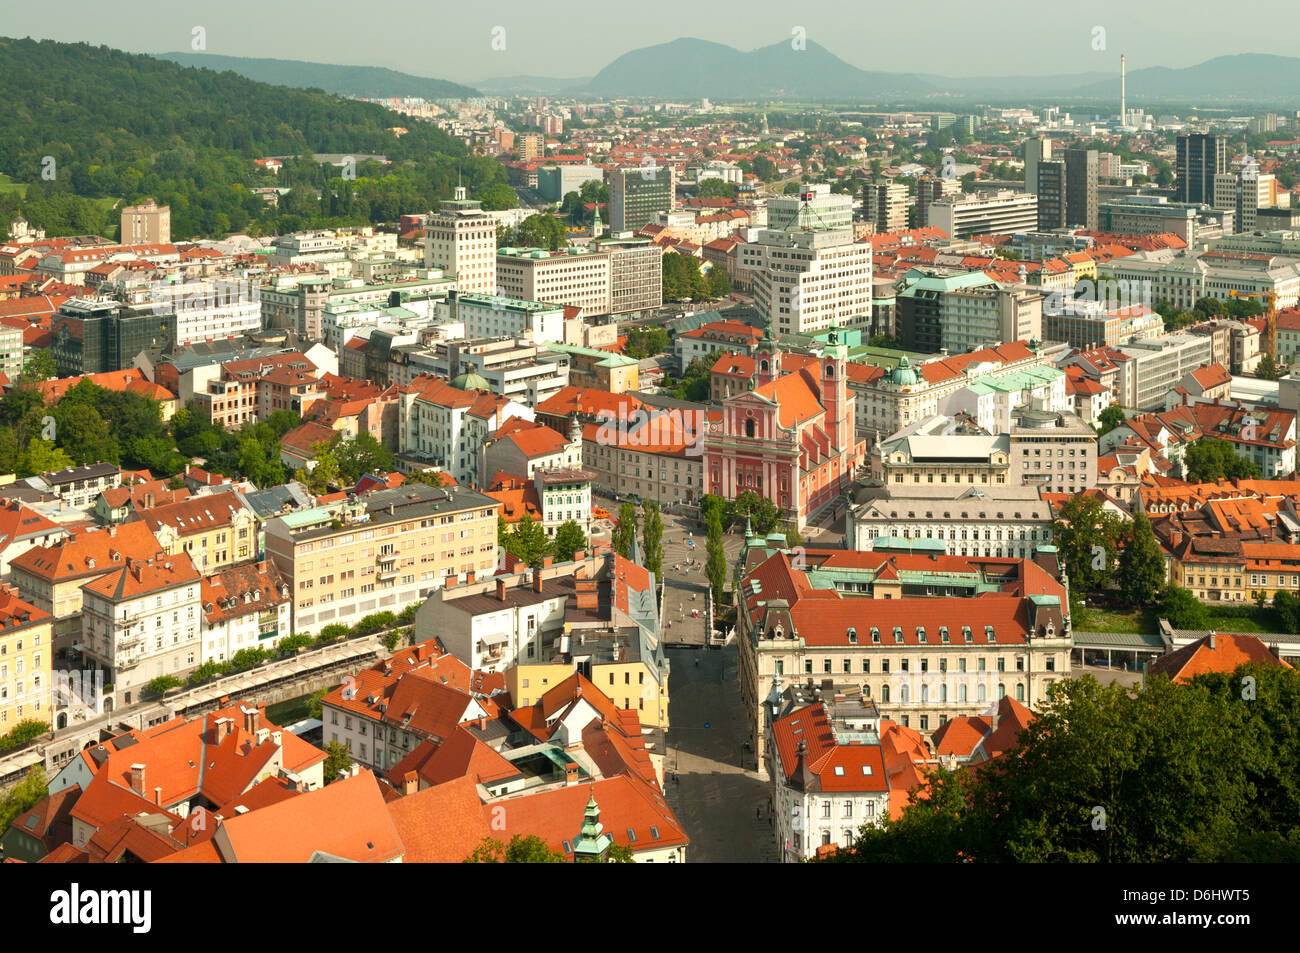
0,766 -> 48,838
642,500 -> 664,578
820,666 -> 1300,862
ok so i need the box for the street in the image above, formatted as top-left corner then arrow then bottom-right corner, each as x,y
663,642 -> 778,863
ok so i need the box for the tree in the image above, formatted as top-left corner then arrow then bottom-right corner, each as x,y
21,349 -> 56,384
613,502 -> 638,558
336,432 -> 394,484
512,213 -> 567,251
1119,506 -> 1166,606
503,513 -> 555,568
733,490 -> 781,534
1184,438 -> 1260,483
0,766 -> 47,837
1051,494 -> 1127,596
1096,404 -> 1126,436
305,439 -> 340,495
464,834 -> 566,863
477,183 -> 518,211
696,177 -> 736,199
1161,585 -> 1210,629
147,675 -> 182,695
707,266 -> 733,298
324,741 -> 353,783
623,326 -> 670,359
16,439 -> 72,479
1256,352 -> 1282,381
642,501 -> 664,578
553,519 -> 587,562
706,510 -> 727,604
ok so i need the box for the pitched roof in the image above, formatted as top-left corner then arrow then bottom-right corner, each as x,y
386,776 -> 493,862
1149,632 -> 1292,683
11,522 -> 164,582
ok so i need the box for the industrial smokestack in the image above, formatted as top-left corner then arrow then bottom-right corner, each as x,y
1120,54 -> 1126,126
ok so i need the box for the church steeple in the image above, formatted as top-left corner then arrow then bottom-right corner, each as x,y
573,788 -> 613,862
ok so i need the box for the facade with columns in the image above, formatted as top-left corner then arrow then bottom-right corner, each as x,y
701,327 -> 866,529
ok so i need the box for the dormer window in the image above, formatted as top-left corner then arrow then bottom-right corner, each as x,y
916,626 -> 926,643
893,626 -> 903,643
940,626 -> 950,643
986,625 -> 996,643
847,627 -> 857,644
870,627 -> 880,643
962,625 -> 973,643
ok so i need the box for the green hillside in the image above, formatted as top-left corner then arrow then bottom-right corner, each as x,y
0,37 -> 508,240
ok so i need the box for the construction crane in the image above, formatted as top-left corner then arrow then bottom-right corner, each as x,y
1228,289 -> 1279,364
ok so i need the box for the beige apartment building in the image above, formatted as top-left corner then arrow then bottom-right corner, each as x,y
0,587 -> 54,733
120,199 -> 171,244
9,522 -> 165,659
137,495 -> 257,573
265,483 -> 501,634
496,246 -> 612,314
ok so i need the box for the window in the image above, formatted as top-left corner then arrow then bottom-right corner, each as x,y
940,626 -> 949,643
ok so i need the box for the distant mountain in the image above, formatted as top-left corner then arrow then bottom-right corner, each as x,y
473,74 -> 590,96
1069,53 -> 1300,103
584,38 -> 936,101
157,52 -> 479,100
917,71 -> 1113,101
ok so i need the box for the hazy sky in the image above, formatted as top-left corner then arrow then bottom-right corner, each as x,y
4,0 -> 1292,82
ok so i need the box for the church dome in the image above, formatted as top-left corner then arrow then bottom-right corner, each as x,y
452,370 -> 490,391
888,355 -> 920,386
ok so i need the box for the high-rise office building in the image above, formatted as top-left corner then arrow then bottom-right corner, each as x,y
1036,160 -> 1068,230
914,175 -> 961,228
863,180 -> 909,233
424,186 -> 498,295
1065,148 -> 1099,230
1176,134 -> 1228,205
1024,137 -> 1053,195
747,227 -> 872,335
768,183 -> 855,232
928,191 -> 1039,239
50,299 -> 175,377
608,166 -> 672,233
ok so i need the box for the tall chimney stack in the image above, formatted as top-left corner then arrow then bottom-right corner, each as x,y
1120,53 -> 1126,125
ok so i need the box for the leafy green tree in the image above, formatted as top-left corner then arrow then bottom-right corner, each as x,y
477,183 -> 518,211
1274,590 -> 1300,633
266,409 -> 302,438
464,834 -> 566,863
307,687 -> 329,720
354,611 -> 398,635
642,501 -> 664,578
324,741 -> 353,783
1096,404 -> 1126,436
306,439 -> 340,495
16,439 -> 73,479
1051,494 -> 1127,596
606,842 -> 636,862
147,675 -> 182,695
0,430 -> 19,476
1184,437 -> 1260,483
1256,352 -> 1282,381
336,432 -> 395,484
21,349 -> 56,384
623,326 -> 670,359
696,177 -> 736,199
706,510 -> 727,604
1118,506 -> 1166,606
553,520 -> 587,562
613,502 -> 638,558
707,266 -> 733,298
733,490 -> 782,534
1161,585 -> 1210,629
504,513 -> 555,568
0,766 -> 47,837
54,402 -> 118,466
511,213 -> 568,251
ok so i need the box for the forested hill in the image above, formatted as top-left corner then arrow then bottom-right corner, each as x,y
0,37 -> 509,240
158,52 -> 479,101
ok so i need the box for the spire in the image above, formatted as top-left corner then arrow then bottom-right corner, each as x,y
573,785 -> 613,862
629,519 -> 643,566
745,515 -> 754,539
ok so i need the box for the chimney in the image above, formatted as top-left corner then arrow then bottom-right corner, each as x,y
256,727 -> 270,746
496,578 -> 507,601
350,764 -> 361,777
242,705 -> 259,735
542,556 -> 553,568
564,762 -> 580,786
154,786 -> 162,806
533,567 -> 543,593
403,770 -> 418,796
214,717 -> 233,743
572,550 -> 586,562
445,576 -> 458,589
1209,630 -> 1217,650
271,730 -> 282,747
129,763 -> 146,795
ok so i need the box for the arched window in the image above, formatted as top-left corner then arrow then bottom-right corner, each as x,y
881,683 -> 890,703
760,359 -> 769,373
940,684 -> 948,703
1015,683 -> 1025,701
920,684 -> 929,703
900,684 -> 910,704
958,683 -> 967,703
745,419 -> 756,438
825,363 -> 835,378
977,684 -> 987,703
998,683 -> 1006,699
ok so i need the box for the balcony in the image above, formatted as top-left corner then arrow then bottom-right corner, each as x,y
377,567 -> 399,582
